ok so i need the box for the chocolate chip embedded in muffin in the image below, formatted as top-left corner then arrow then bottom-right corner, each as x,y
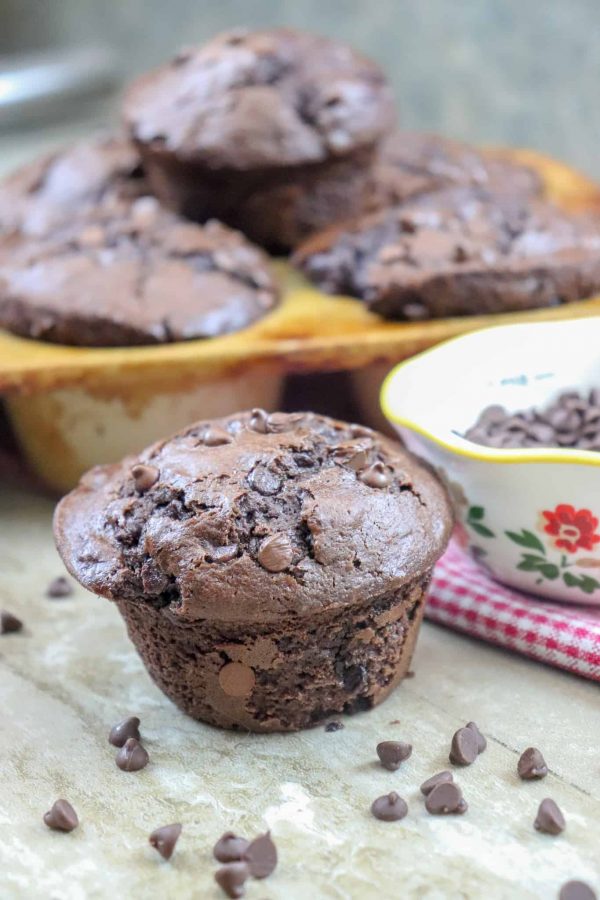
54,411 -> 453,732
0,201 -> 280,346
0,133 -> 143,239
366,131 -> 542,213
293,187 -> 600,320
121,28 -> 396,249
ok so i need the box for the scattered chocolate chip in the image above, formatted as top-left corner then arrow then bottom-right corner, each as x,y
325,720 -> 344,732
0,611 -> 23,634
200,425 -> 233,447
376,740 -> 413,771
370,791 -> 408,822
115,737 -> 149,772
248,466 -> 281,495
420,771 -> 454,796
358,461 -> 393,488
43,799 -> 79,832
242,832 -> 278,879
518,747 -> 548,780
131,464 -> 159,492
449,726 -> 479,766
108,716 -> 141,748
465,721 -> 487,753
213,832 -> 250,863
46,576 -> 73,598
425,781 -> 468,815
257,533 -> 294,572
149,823 -> 182,860
534,798 -> 565,835
215,862 -> 250,898
559,881 -> 597,900
248,408 -> 269,433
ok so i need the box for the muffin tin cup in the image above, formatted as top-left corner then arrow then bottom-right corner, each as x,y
7,368 -> 283,495
115,571 -> 431,733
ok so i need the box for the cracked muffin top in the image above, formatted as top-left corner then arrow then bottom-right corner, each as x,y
122,28 -> 396,169
54,411 -> 453,624
0,134 -> 144,238
0,195 -> 279,346
293,187 -> 600,319
367,131 -> 543,211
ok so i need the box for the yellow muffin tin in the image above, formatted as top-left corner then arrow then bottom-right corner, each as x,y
1,147 -> 599,493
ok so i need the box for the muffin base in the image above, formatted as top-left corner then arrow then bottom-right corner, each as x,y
116,571 -> 431,732
138,145 -> 375,252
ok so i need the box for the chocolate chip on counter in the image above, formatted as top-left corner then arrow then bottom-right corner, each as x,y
534,798 -> 565,835
46,576 -> 73,598
200,425 -> 233,447
449,726 -> 479,766
425,781 -> 468,815
248,466 -> 282,495
213,832 -> 250,864
248,408 -> 269,434
518,747 -> 548,780
257,533 -> 294,572
242,832 -> 278,879
420,771 -> 454,796
43,799 -> 79,832
115,737 -> 149,772
325,720 -> 344,732
149,823 -> 182,860
108,716 -> 141,748
559,881 -> 597,900
358,461 -> 393,488
466,721 -> 487,753
215,862 -> 250,898
1,611 -> 23,634
376,740 -> 413,771
131,464 -> 159,492
370,791 -> 408,822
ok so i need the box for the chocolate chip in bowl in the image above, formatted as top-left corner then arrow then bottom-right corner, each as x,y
53,410 -> 453,732
381,316 -> 600,605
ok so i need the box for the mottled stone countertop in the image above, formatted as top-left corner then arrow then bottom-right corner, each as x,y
1,487 -> 598,899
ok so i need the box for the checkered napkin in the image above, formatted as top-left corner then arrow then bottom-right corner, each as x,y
428,541 -> 600,682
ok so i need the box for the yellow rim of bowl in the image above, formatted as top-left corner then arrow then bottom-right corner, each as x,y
380,333 -> 600,468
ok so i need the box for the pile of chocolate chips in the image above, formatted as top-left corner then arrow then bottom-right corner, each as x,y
464,389 -> 600,451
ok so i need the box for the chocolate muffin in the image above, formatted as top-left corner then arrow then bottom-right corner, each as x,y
0,197 -> 279,346
0,133 -> 144,238
121,28 -> 396,250
367,131 -> 543,212
54,411 -> 452,732
293,187 -> 600,319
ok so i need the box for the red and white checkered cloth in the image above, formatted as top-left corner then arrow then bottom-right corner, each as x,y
428,542 -> 600,682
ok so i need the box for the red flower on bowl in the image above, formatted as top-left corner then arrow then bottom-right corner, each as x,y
542,505 -> 600,554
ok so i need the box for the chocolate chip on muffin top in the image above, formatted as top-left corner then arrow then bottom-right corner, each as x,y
0,201 -> 279,346
54,411 -> 452,625
367,131 -> 542,212
293,187 -> 600,320
0,134 -> 143,238
122,28 -> 396,169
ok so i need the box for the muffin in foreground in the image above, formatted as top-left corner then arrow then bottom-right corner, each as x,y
54,411 -> 452,732
293,187 -> 600,320
366,131 -> 543,212
122,28 -> 396,250
0,194 -> 279,347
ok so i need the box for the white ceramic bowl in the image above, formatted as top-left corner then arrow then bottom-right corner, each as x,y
381,317 -> 600,606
